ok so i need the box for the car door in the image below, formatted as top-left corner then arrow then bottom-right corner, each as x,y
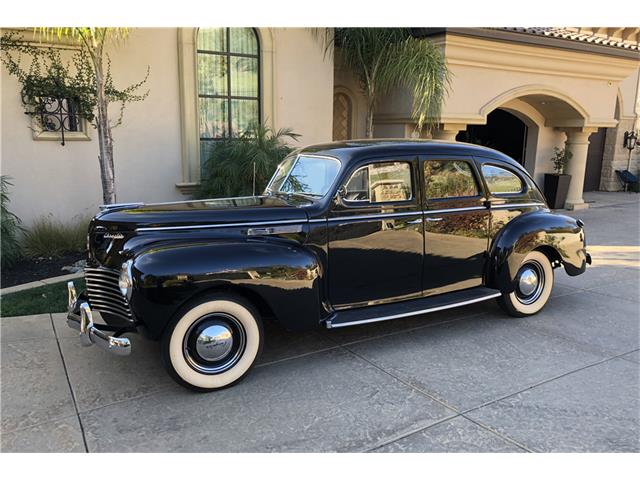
328,157 -> 424,309
421,156 -> 491,296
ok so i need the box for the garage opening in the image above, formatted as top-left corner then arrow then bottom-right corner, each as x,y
456,109 -> 528,166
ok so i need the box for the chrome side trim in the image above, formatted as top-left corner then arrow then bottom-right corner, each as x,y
136,218 -> 304,233
425,206 -> 487,215
326,292 -> 502,329
490,202 -> 546,210
247,224 -> 303,236
326,211 -> 422,223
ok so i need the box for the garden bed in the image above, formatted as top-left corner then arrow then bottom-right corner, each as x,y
1,252 -> 85,288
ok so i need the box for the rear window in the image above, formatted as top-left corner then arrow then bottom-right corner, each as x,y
481,165 -> 524,194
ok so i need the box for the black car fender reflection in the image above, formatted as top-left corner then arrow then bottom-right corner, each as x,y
487,210 -> 586,293
127,238 -> 324,339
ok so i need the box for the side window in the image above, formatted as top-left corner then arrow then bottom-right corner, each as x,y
424,160 -> 479,199
344,162 -> 413,203
481,165 -> 524,194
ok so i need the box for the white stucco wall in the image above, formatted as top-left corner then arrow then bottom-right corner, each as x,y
272,28 -> 334,146
1,29 -> 184,224
0,28 -> 334,225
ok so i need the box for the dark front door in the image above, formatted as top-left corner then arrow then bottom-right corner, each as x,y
328,158 -> 424,309
421,157 -> 490,296
584,128 -> 606,192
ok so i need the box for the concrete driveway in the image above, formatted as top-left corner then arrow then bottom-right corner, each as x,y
2,193 -> 638,452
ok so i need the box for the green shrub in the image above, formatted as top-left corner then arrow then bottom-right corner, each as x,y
22,215 -> 89,259
197,124 -> 300,199
550,147 -> 572,175
1,176 -> 24,268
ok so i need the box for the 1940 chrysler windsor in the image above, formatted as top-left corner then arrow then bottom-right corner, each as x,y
66,140 -> 591,391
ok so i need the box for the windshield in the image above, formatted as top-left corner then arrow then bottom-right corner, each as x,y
266,155 -> 340,198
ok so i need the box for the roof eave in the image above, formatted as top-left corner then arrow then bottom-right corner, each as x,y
412,27 -> 640,60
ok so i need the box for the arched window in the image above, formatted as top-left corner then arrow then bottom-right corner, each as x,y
197,28 -> 260,162
333,91 -> 353,141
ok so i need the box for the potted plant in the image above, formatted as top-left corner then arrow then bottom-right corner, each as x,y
544,147 -> 572,209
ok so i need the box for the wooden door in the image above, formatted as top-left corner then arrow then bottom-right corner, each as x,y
584,128 -> 606,192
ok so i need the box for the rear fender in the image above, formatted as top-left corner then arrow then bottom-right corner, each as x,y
488,210 -> 587,293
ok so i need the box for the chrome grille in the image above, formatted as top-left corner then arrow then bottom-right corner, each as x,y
85,267 -> 133,321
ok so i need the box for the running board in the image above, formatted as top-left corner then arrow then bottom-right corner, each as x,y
326,287 -> 501,329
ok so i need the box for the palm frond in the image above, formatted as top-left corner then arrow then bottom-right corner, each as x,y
326,28 -> 449,136
376,37 -> 450,131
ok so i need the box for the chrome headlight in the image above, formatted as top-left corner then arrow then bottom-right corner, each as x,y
118,259 -> 134,300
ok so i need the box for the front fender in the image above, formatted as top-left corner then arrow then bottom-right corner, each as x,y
128,238 -> 323,339
488,210 -> 587,293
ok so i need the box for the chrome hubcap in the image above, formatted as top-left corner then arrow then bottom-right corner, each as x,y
183,313 -> 246,374
515,261 -> 545,305
518,268 -> 539,297
195,324 -> 233,361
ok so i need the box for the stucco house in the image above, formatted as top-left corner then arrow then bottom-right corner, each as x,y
1,27 -> 639,226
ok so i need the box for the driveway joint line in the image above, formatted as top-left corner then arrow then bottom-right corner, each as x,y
49,313 -> 89,453
618,349 -> 640,364
254,344 -> 343,369
459,349 -> 638,419
578,288 -> 640,304
346,338 -> 636,453
516,317 -> 639,362
342,342 -> 534,453
76,385 -> 177,416
0,413 -> 81,436
362,414 -> 462,452
459,414 -> 534,452
340,343 -> 461,414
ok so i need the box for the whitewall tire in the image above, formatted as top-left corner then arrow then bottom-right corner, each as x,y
498,250 -> 554,317
161,294 -> 263,392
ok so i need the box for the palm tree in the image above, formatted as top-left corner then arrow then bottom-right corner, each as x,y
325,28 -> 449,138
35,28 -> 135,204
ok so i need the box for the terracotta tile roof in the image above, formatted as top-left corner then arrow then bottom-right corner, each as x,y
497,27 -> 639,51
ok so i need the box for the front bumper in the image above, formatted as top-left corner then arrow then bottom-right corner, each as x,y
66,282 -> 132,356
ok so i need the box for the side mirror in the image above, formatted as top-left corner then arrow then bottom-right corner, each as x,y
335,185 -> 347,202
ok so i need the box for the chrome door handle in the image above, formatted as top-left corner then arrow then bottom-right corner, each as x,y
406,219 -> 423,225
426,217 -> 443,222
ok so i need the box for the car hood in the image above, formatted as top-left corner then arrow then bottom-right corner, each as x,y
94,195 -> 309,230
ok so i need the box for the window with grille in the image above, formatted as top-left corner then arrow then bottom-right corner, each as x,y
333,92 -> 353,141
197,28 -> 260,163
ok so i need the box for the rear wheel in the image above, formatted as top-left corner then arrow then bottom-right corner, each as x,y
161,294 -> 263,392
498,250 -> 554,317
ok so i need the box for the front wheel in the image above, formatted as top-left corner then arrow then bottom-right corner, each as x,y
161,294 -> 264,392
498,250 -> 554,317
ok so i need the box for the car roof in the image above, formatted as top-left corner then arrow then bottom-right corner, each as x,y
300,139 -> 525,173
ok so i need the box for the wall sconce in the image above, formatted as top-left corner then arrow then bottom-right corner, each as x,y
623,130 -> 637,151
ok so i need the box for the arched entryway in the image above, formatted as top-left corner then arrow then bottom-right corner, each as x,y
456,109 -> 528,166
435,86 -> 600,209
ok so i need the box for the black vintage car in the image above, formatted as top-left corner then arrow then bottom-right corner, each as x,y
66,140 -> 591,391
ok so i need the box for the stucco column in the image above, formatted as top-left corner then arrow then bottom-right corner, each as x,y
433,123 -> 466,141
563,127 -> 597,210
